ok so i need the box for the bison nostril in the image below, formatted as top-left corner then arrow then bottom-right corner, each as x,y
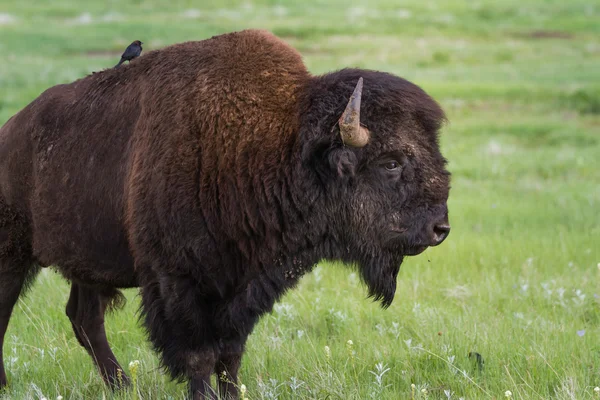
432,223 -> 450,245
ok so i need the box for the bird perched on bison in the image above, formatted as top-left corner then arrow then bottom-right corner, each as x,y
114,39 -> 143,68
0,30 -> 451,399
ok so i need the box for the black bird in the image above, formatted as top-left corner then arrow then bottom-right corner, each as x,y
468,352 -> 485,372
114,40 -> 143,68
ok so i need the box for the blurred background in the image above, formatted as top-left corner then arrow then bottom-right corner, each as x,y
1,1 -> 599,399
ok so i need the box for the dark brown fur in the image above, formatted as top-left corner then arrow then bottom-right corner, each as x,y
0,29 -> 450,399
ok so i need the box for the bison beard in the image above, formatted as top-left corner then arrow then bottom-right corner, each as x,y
0,29 -> 451,399
358,252 -> 403,309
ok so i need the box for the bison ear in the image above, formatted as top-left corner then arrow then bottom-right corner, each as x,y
303,137 -> 357,182
327,148 -> 357,178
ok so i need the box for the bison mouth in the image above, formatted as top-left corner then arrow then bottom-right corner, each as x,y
386,231 -> 429,256
403,245 -> 428,256
388,222 -> 450,256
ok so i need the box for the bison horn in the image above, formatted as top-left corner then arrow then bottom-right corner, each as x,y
338,77 -> 369,147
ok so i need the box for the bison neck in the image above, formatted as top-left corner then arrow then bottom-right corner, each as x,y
125,31 -> 336,306
201,128 -> 331,295
128,91 -> 330,301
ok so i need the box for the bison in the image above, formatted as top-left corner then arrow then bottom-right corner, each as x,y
0,29 -> 451,399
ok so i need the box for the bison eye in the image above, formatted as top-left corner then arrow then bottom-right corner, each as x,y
384,161 -> 400,171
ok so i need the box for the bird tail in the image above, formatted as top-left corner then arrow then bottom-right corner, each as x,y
114,58 -> 124,68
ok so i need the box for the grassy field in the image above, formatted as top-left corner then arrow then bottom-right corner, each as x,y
1,0 -> 599,399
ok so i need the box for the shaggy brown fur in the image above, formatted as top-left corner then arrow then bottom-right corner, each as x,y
0,29 -> 451,399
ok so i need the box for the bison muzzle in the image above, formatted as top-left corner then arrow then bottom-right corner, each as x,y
0,29 -> 451,399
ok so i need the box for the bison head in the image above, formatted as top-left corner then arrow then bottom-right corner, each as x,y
301,69 -> 451,307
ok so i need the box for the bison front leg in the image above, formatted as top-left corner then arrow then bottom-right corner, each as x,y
140,275 -> 220,399
187,348 -> 218,400
213,274 -> 290,399
215,340 -> 245,399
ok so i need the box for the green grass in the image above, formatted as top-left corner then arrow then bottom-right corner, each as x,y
1,0 -> 600,399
